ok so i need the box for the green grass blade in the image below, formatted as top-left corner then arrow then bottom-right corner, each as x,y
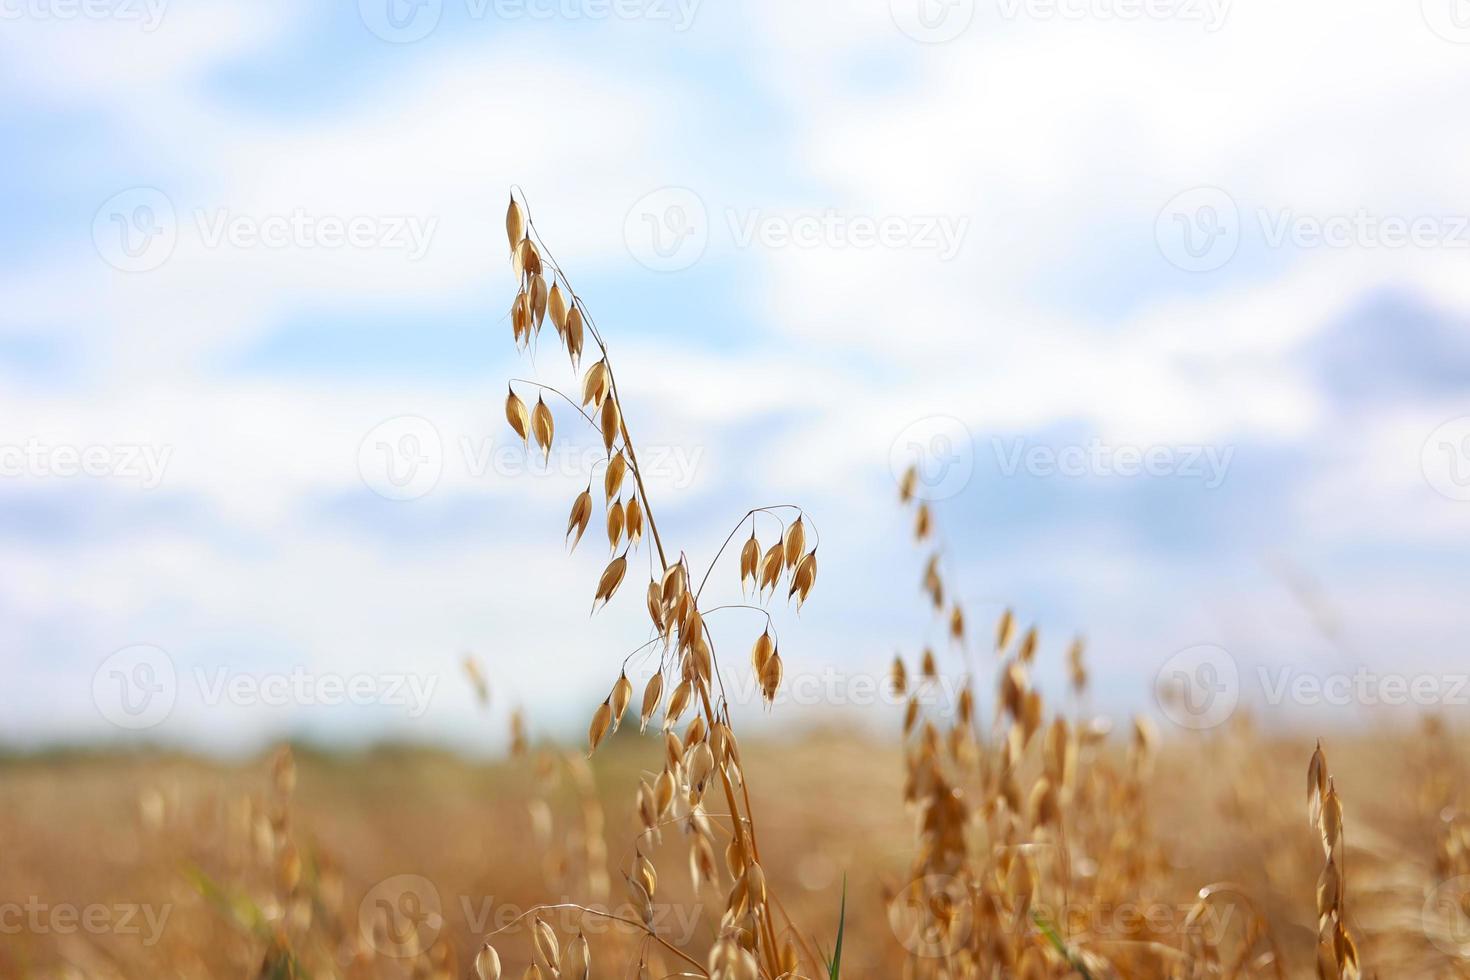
824,874 -> 847,980
1033,910 -> 1094,980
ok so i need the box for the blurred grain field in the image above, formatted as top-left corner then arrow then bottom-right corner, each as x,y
3,723 -> 1466,978
9,198 -> 1469,980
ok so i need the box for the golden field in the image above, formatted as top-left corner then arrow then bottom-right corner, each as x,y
9,198 -> 1463,980
2,722 -> 1466,979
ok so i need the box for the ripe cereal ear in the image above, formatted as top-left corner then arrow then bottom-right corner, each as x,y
592,554 -> 628,612
505,387 -> 529,442
565,487 -> 592,550
495,192 -> 822,979
476,942 -> 501,980
531,396 -> 554,459
587,700 -> 612,755
505,195 -> 525,252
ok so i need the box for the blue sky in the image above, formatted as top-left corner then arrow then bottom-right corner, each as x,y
3,0 -> 1470,751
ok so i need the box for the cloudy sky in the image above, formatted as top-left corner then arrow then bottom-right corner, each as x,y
3,0 -> 1469,752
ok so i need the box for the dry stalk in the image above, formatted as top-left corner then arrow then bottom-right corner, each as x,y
488,191 -> 822,980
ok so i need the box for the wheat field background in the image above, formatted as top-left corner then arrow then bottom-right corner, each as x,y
8,2 -> 1470,978
3,724 -> 1466,978
7,190 -> 1470,980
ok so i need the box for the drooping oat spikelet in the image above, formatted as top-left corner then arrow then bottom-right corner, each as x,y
1309,744 -> 1361,979
564,931 -> 590,980
593,554 -> 628,611
531,396 -> 554,459
788,550 -> 817,608
609,672 -> 633,731
492,190 -> 821,979
476,942 -> 502,980
739,531 -> 760,593
588,700 -> 612,755
506,387 -> 530,443
566,487 -> 592,550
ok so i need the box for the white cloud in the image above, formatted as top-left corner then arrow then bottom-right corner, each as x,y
8,0 -> 1470,746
